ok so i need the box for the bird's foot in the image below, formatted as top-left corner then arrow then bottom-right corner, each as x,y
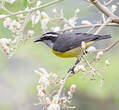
68,57 -> 81,74
68,66 -> 76,74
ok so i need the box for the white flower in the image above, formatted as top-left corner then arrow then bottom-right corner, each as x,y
64,24 -> 71,30
111,5 -> 117,12
37,85 -> 44,91
41,18 -> 49,31
52,73 -> 58,79
0,38 -> 10,54
31,14 -> 35,25
87,46 -> 96,53
37,90 -> 45,97
31,10 -> 41,25
3,17 -> 12,28
35,68 -> 49,78
68,91 -> 72,97
70,84 -> 76,93
68,17 -> 77,27
36,1 -> 42,6
0,38 -> 11,47
16,22 -> 22,30
28,30 -> 34,37
75,8 -> 80,13
53,27 -> 60,32
40,12 -> 49,31
9,25 -> 15,33
38,68 -> 49,78
46,97 -> 51,105
12,20 -> 17,26
48,95 -> 60,110
96,51 -> 103,60
52,95 -> 60,104
81,20 -> 92,25
75,65 -> 86,72
36,10 -> 41,17
5,0 -> 16,4
41,12 -> 49,19
60,97 -> 67,104
59,79 -> 64,84
17,14 -> 24,19
38,77 -> 50,88
81,41 -> 86,49
0,14 -> 6,19
105,59 -> 110,66
37,85 -> 45,97
52,8 -> 57,13
48,103 -> 60,110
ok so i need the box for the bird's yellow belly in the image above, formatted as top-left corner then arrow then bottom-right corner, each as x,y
51,46 -> 83,58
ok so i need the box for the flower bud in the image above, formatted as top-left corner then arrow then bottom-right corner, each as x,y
75,65 -> 86,72
41,12 -> 49,19
53,27 -> 60,32
3,17 -> 12,28
75,8 -> 80,13
17,14 -> 24,19
68,91 -> 72,96
0,38 -> 11,47
111,5 -> 117,12
59,79 -> 64,84
81,41 -> 86,49
70,84 -> 76,93
46,97 -> 51,105
87,46 -> 96,53
52,73 -> 58,79
16,22 -> 22,30
36,1 -> 42,6
3,46 -> 9,53
52,8 -> 57,13
28,30 -> 34,37
105,59 -> 110,66
96,51 -> 103,60
12,20 -> 17,27
52,95 -> 60,104
60,97 -> 66,104
81,20 -> 92,25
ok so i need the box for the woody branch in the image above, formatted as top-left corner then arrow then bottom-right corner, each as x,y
57,0 -> 119,99
89,0 -> 119,24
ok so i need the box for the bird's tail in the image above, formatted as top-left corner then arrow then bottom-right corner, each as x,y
93,35 -> 112,41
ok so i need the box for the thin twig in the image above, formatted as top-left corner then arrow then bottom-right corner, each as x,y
57,58 -> 80,97
57,71 -> 72,97
0,0 -> 63,20
60,23 -> 119,33
103,40 -> 119,52
94,17 -> 112,35
89,0 -> 119,24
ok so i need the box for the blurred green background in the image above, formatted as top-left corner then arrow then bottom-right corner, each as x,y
0,0 -> 119,110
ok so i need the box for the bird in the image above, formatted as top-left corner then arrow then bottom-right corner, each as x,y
34,32 -> 111,58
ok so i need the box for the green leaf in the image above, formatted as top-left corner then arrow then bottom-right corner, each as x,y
22,0 -> 27,8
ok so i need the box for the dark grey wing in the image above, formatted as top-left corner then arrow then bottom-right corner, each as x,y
53,33 -> 111,52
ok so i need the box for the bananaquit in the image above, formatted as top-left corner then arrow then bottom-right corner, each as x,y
34,32 -> 111,58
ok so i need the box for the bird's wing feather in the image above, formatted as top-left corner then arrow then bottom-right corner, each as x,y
53,33 -> 110,52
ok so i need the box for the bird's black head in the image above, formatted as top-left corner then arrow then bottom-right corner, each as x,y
34,32 -> 60,48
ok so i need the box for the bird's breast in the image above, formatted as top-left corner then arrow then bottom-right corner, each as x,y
51,46 -> 83,58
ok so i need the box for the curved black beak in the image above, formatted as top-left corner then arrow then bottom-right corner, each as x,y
34,37 -> 42,42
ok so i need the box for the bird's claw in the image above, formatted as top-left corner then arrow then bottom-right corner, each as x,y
68,66 -> 75,74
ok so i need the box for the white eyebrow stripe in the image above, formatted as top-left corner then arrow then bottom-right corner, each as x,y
44,34 -> 58,37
